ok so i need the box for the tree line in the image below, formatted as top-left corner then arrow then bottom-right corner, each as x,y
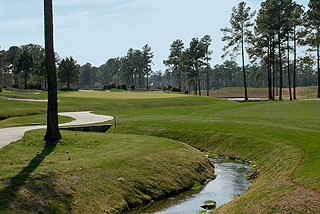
1,0 -> 319,99
0,44 -> 81,89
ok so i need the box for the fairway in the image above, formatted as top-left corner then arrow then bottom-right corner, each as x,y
59,91 -> 187,99
0,90 -> 319,213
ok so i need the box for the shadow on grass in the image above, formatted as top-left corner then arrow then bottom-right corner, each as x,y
0,141 -> 73,213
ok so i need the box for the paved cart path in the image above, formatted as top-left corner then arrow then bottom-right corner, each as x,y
0,112 -> 113,149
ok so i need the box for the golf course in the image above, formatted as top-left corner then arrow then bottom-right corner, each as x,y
0,88 -> 319,213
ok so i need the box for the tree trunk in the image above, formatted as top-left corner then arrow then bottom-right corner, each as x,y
293,28 -> 297,100
287,38 -> 292,100
207,66 -> 210,97
198,75 -> 201,96
241,33 -> 248,101
318,43 -> 320,98
178,70 -> 182,89
134,71 -> 137,86
44,0 -> 62,142
44,72 -> 47,89
268,39 -> 272,100
24,72 -> 28,89
139,70 -> 142,88
131,70 -> 134,85
272,41 -> 276,100
147,73 -> 149,86
278,33 -> 283,101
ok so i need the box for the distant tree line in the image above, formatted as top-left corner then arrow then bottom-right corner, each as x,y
79,45 -> 154,89
0,44 -> 80,89
1,0 -> 319,98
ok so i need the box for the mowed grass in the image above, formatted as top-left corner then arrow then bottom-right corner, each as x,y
0,89 -> 320,213
0,130 -> 214,213
0,114 -> 73,128
59,91 -> 186,99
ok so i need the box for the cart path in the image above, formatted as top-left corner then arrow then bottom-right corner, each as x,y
0,112 -> 113,149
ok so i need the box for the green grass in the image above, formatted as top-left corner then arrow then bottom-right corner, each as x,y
0,130 -> 214,213
0,114 -> 73,128
0,90 -> 319,213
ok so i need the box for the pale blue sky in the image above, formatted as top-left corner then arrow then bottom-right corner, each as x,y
0,0 -> 308,71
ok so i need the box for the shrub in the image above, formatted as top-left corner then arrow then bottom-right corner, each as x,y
157,86 -> 162,90
109,82 -> 116,89
121,84 -> 128,91
12,84 -> 19,89
146,85 -> 150,89
0,85 -> 2,92
168,85 -> 173,90
59,88 -> 79,92
171,87 -> 181,92
117,85 -> 122,90
103,83 -> 117,90
184,89 -> 190,94
130,85 -> 136,90
28,82 -> 42,90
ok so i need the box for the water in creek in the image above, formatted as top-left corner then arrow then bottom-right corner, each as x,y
127,158 -> 253,214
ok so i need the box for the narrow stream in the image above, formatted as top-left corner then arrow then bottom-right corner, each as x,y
128,158 -> 253,214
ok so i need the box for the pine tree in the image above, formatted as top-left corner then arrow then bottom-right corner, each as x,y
221,2 -> 256,100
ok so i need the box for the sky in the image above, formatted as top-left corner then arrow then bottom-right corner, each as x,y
0,0 -> 309,71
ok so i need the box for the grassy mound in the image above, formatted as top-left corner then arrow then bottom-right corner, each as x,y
0,130 -> 214,213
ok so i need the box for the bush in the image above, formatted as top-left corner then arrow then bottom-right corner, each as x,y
157,86 -> 162,90
117,85 -> 122,90
12,84 -> 19,89
0,85 -> 2,92
28,82 -> 42,90
168,85 -> 173,90
103,83 -> 117,90
130,85 -> 136,90
121,84 -> 128,91
184,89 -> 190,94
59,88 -> 79,92
146,85 -> 150,89
171,87 -> 181,92
110,82 -> 116,89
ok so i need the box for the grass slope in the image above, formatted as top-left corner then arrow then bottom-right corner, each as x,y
99,100 -> 320,213
0,130 -> 214,213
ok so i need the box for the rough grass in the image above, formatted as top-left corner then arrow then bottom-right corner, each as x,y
208,86 -> 319,100
0,130 -> 214,214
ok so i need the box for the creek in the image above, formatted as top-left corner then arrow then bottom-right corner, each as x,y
128,158 -> 253,214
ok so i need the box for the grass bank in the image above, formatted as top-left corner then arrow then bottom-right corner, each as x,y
0,130 -> 214,213
100,100 -> 320,213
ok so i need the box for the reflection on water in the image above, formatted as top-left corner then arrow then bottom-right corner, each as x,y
127,159 -> 253,214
